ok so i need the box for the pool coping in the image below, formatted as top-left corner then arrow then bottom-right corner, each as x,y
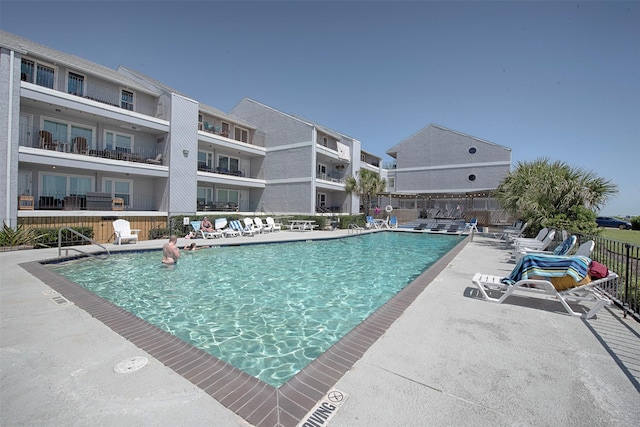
20,234 -> 469,427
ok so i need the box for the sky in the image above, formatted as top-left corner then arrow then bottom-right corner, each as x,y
1,0 -> 638,216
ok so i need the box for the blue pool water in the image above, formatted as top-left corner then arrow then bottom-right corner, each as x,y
50,232 -> 460,387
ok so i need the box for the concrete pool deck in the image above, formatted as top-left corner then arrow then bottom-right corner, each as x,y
1,230 -> 639,426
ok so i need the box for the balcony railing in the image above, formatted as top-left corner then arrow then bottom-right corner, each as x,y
18,125 -> 163,165
316,173 -> 345,184
23,192 -> 160,212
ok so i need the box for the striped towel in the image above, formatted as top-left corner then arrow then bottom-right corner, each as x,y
502,254 -> 591,285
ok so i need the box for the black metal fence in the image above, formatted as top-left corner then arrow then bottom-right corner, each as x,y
579,234 -> 640,321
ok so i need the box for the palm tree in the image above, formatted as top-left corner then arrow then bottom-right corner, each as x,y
345,169 -> 387,216
496,158 -> 618,233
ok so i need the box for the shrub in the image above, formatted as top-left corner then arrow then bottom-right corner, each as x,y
32,226 -> 94,248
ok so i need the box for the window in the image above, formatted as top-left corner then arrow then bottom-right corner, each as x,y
468,147 -> 477,154
105,131 -> 133,152
68,72 -> 84,96
198,151 -> 214,170
21,59 -> 55,88
323,137 -> 328,147
43,119 -> 69,143
468,174 -> 477,181
317,192 -> 326,208
317,163 -> 327,178
217,188 -> 239,205
42,173 -> 93,198
36,64 -> 55,88
221,122 -> 230,136
218,155 -> 240,172
198,114 -> 203,130
388,177 -> 395,187
121,89 -> 134,111
234,127 -> 248,143
21,59 -> 34,82
197,186 -> 214,204
103,178 -> 132,206
42,117 -> 93,148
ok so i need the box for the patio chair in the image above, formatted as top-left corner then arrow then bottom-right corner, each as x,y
244,217 -> 262,234
112,219 -> 139,245
501,221 -> 530,241
254,217 -> 273,233
266,217 -> 282,232
513,230 -> 556,255
472,254 -> 616,319
573,240 -> 595,257
232,219 -> 255,236
429,223 -> 447,232
446,223 -> 462,233
215,218 -> 239,237
146,153 -> 163,165
465,218 -> 478,233
511,228 -> 549,248
72,137 -> 88,154
39,130 -> 57,151
515,232 -> 570,261
388,216 -> 398,229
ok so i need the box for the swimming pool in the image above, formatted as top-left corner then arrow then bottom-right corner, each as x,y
50,232 -> 460,387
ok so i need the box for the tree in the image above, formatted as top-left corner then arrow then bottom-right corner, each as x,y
495,158 -> 618,234
345,169 -> 387,216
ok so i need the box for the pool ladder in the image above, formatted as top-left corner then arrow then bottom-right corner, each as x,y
58,227 -> 110,259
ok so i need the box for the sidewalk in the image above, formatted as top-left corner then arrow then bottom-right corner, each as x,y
1,233 -> 639,426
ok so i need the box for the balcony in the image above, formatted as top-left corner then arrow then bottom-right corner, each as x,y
19,125 -> 164,166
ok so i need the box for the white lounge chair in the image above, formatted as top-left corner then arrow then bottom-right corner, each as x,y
232,219 -> 255,236
191,220 -> 222,239
516,235 -> 576,261
573,240 -> 595,257
472,270 -> 616,319
501,221 -> 529,241
215,218 -> 239,237
514,230 -> 558,260
512,228 -> 550,249
112,219 -> 139,245
266,217 -> 282,232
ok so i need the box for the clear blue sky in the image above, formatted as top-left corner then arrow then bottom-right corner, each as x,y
2,1 -> 638,216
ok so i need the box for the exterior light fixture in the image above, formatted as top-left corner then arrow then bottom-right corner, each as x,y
183,149 -> 189,157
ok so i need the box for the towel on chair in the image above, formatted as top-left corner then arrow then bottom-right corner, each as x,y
502,254 -> 591,286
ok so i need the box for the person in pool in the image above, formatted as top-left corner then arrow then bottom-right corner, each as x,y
162,235 -> 180,265
183,242 -> 199,252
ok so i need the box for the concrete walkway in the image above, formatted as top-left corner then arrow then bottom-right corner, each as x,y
1,232 -> 639,426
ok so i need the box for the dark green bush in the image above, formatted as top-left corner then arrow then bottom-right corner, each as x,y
33,227 -> 94,248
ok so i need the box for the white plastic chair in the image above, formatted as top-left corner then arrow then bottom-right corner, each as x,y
112,219 -> 139,245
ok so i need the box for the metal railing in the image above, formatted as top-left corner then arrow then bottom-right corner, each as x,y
58,227 -> 110,258
581,234 -> 640,321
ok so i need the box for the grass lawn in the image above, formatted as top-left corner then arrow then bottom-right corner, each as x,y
599,228 -> 640,246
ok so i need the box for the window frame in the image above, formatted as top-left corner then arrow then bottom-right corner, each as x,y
217,154 -> 240,173
40,172 -> 95,198
234,126 -> 248,143
67,71 -> 85,97
104,129 -> 134,152
41,116 -> 95,148
120,88 -> 134,111
102,177 -> 133,207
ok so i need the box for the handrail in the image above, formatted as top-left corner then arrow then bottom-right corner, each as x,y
58,227 -> 110,259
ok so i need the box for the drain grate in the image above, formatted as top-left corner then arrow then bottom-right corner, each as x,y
114,356 -> 149,374
43,290 -> 72,306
